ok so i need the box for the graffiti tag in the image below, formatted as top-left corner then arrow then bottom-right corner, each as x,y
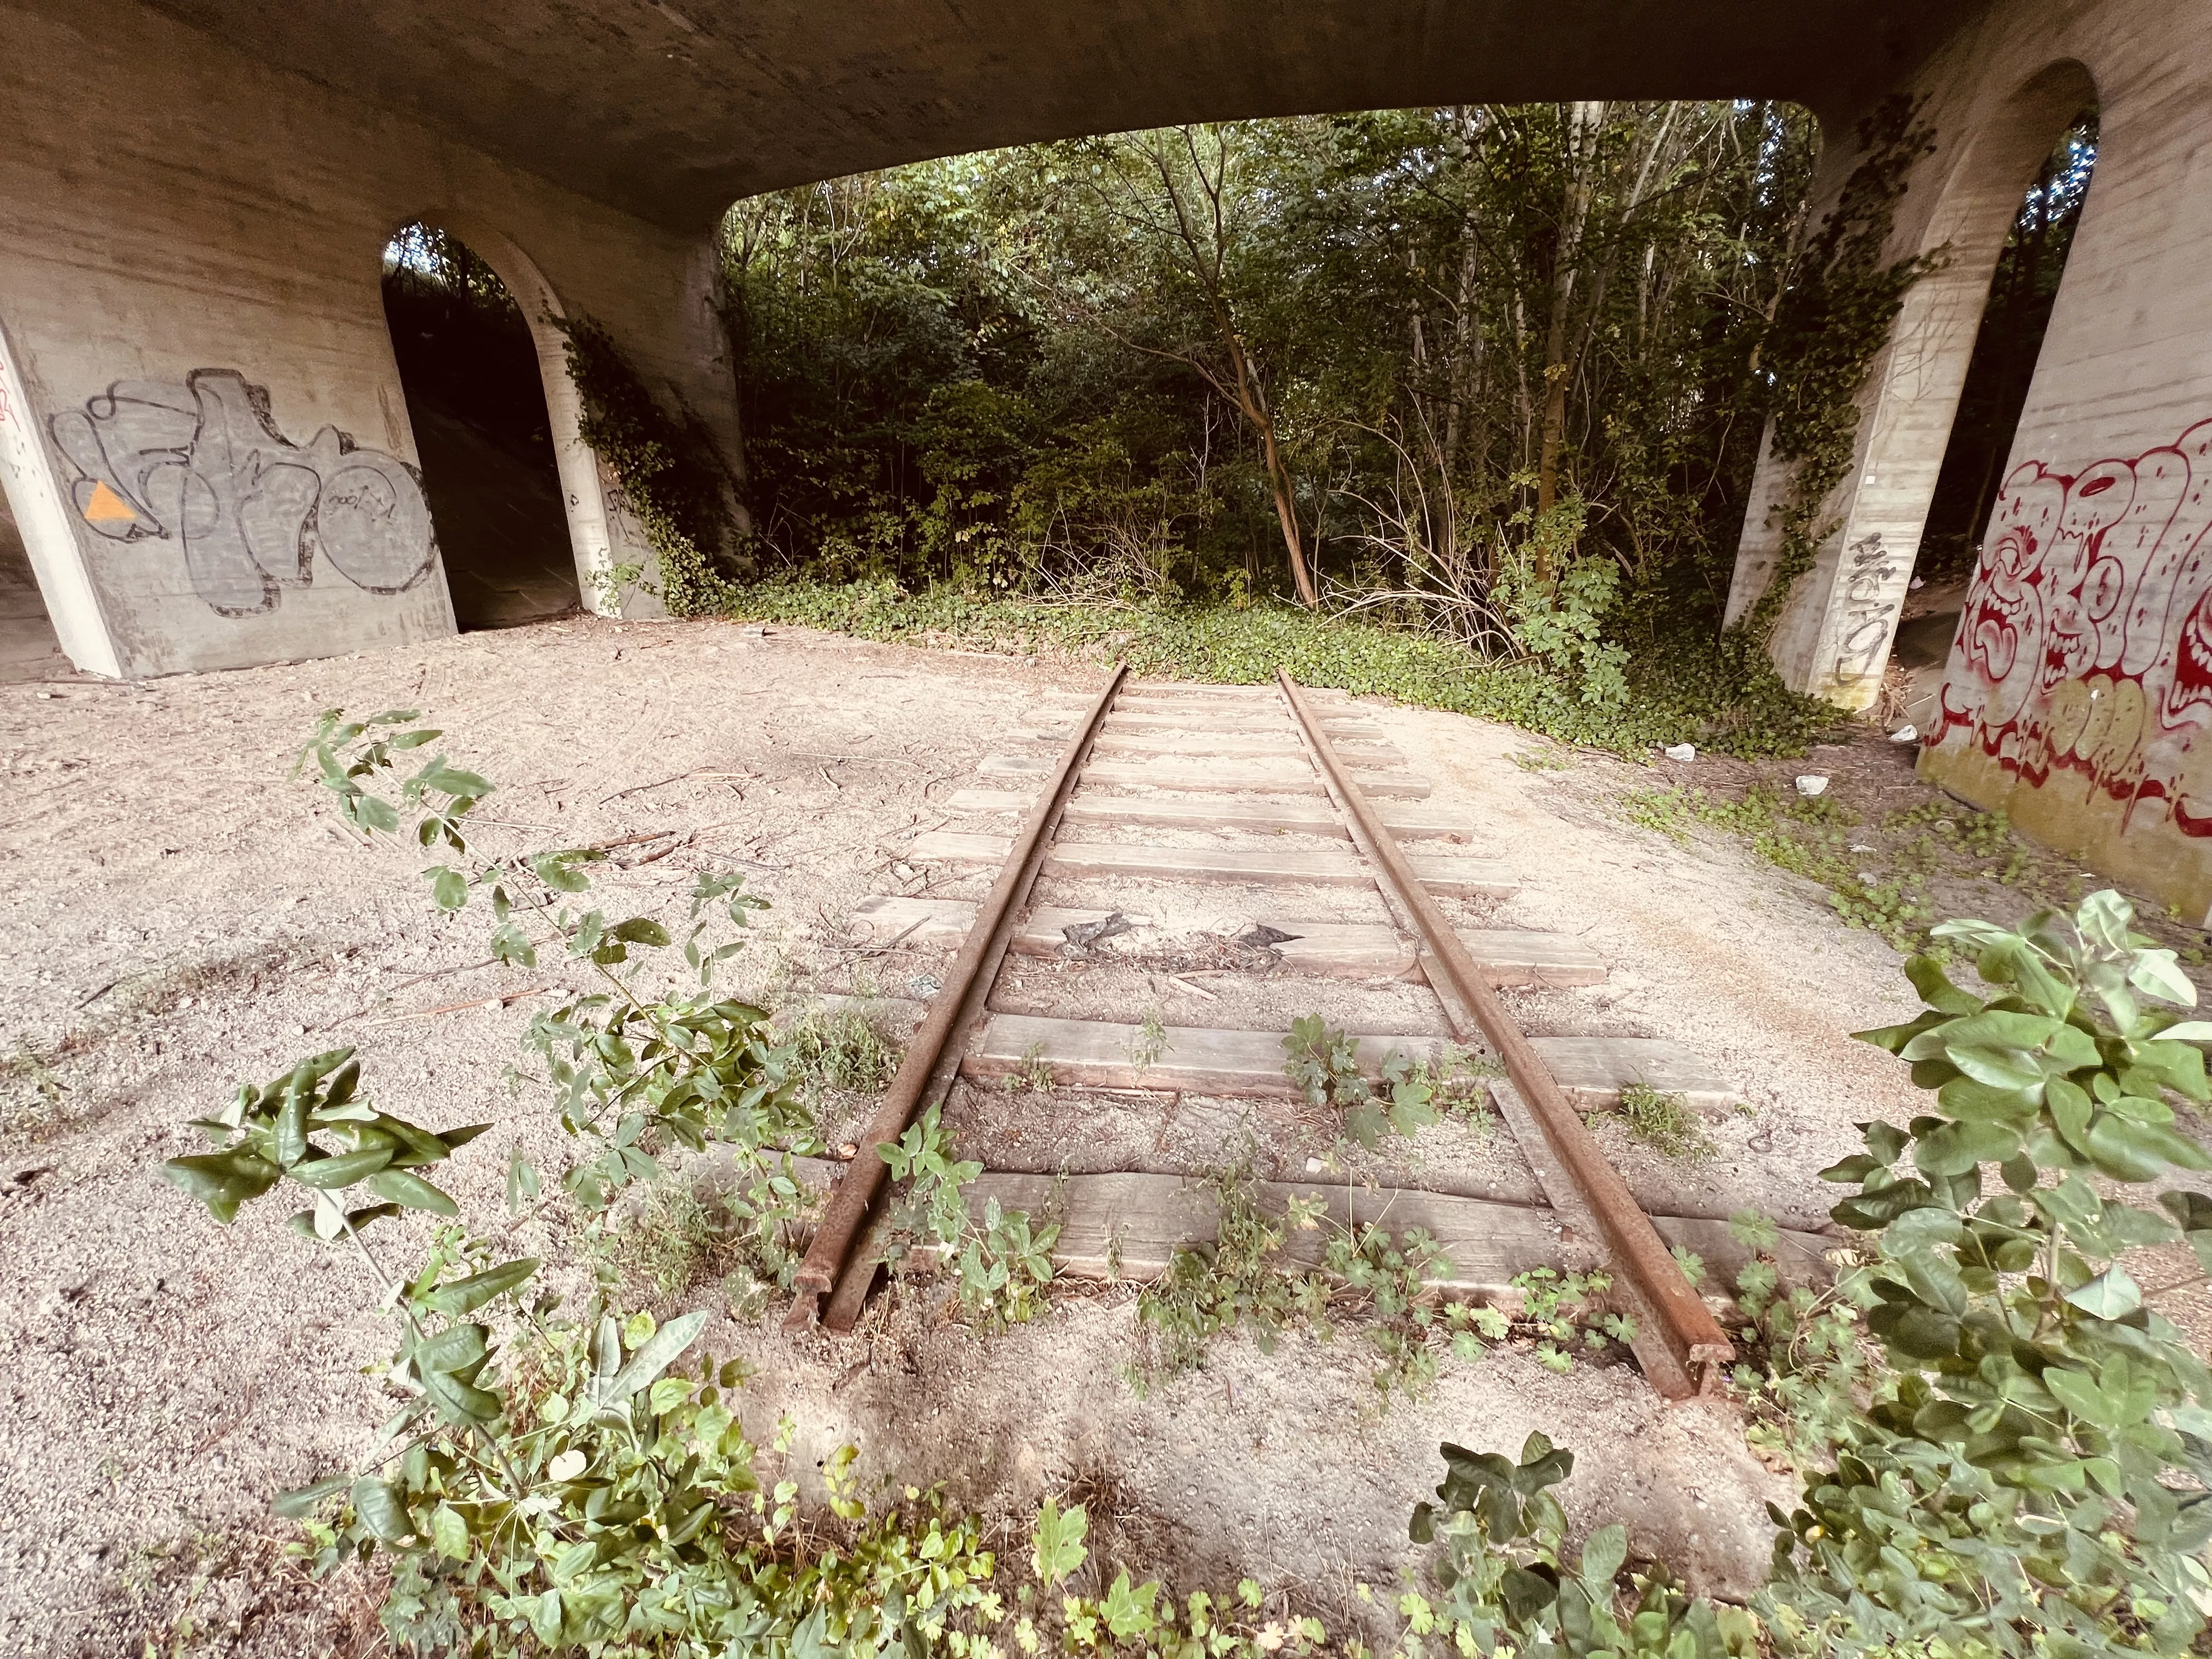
1832,531 -> 1902,687
1933,419 -> 2212,836
48,369 -> 435,616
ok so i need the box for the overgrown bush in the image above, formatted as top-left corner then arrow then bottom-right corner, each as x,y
1403,889 -> 2212,1656
1774,890 -> 2212,1652
721,103 -> 1861,723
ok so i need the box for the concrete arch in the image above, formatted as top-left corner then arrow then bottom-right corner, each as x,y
380,211 -> 635,617
1867,58 -> 2099,544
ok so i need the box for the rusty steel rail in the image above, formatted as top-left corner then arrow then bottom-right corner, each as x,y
785,662 -> 1130,1331
1276,669 -> 1733,1396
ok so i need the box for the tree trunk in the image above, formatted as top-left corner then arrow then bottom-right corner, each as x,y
1238,345 -> 1318,607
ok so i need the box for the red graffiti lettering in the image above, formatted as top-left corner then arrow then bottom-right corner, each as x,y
1933,419 -> 2212,836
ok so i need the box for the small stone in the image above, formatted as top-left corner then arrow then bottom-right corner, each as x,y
1662,742 -> 1696,762
1305,1157 -> 1324,1175
1795,775 -> 1829,797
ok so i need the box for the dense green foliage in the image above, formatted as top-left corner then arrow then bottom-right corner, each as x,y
1402,890 -> 2212,1657
725,106 -> 1820,614
709,103 -> 1920,733
1743,95 -> 1940,643
1781,893 -> 2212,1653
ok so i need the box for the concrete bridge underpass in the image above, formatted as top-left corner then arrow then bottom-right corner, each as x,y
4,0 -> 2211,909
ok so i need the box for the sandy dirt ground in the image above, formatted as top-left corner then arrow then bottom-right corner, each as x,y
0,613 -> 2107,1655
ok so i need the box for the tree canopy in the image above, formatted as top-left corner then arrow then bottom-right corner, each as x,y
723,101 -> 1821,702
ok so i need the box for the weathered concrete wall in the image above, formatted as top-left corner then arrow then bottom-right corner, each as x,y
0,0 -> 736,676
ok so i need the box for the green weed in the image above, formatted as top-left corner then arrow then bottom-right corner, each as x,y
1614,1083 -> 1715,1162
1003,1040 -> 1055,1093
596,1158 -> 817,1316
1282,1015 -> 1439,1149
1127,1010 -> 1170,1078
785,1002 -> 900,1095
881,1101 -> 1058,1330
1133,1165 -> 1499,1399
1505,1267 -> 1636,1372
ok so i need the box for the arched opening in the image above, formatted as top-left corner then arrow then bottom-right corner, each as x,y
1913,109 -> 2098,584
0,489 -> 67,680
380,224 -> 582,629
1888,78 -> 2100,719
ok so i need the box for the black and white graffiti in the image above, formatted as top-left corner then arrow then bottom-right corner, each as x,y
49,368 -> 435,616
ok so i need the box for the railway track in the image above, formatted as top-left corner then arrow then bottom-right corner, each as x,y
786,670 -> 1813,1397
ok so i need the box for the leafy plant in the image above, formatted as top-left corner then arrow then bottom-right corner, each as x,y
786,1002 -> 901,1096
881,1101 -> 1058,1330
1321,1223 -> 1452,1400
166,1057 -> 1024,1655
595,1164 -> 815,1317
1770,889 -> 2212,1652
1504,1266 -> 1635,1373
1134,1166 -> 1496,1396
1020,1500 -> 1324,1658
955,1195 -> 1060,1330
1128,1011 -> 1170,1079
297,706 -> 814,1217
1719,1210 -> 1876,1476
1283,1016 -> 1438,1149
1135,1169 -> 1329,1383
1495,501 -> 1631,708
1404,1434 -> 1757,1656
1003,1041 -> 1056,1093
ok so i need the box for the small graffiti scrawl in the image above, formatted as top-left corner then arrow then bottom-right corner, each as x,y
1936,419 -> 2212,836
49,369 -> 435,616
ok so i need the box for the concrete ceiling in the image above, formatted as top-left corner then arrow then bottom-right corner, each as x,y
133,0 -> 1989,231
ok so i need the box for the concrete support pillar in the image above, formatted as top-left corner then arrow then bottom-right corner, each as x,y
0,0 -> 741,676
0,316 -> 120,676
1726,60 -> 2097,709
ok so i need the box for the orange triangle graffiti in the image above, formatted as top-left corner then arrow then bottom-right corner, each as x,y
83,479 -> 137,524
